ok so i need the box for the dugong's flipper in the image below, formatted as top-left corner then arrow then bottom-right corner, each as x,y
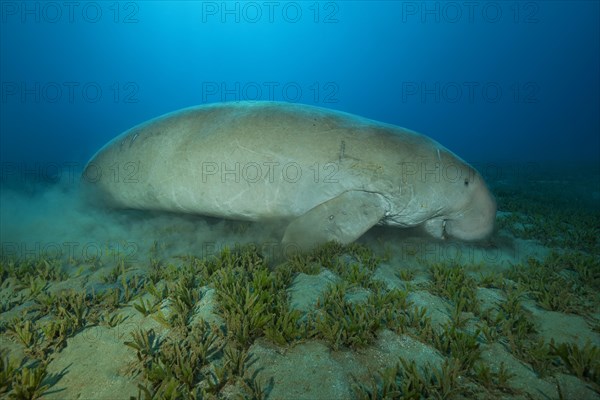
282,191 -> 389,251
423,218 -> 446,240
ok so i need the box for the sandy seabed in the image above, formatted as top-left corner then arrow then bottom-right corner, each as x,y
1,163 -> 599,399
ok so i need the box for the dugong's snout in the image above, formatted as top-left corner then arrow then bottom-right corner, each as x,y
444,178 -> 497,241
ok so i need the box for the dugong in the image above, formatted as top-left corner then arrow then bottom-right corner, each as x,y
82,101 -> 496,251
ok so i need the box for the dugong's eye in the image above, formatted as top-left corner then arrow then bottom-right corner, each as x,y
464,178 -> 469,187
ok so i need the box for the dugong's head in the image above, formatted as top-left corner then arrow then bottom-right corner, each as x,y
431,149 -> 496,241
443,168 -> 496,241
390,146 -> 496,242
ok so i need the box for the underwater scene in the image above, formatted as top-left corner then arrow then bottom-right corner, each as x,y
0,1 -> 599,399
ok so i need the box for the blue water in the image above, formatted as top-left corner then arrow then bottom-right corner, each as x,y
1,1 -> 598,168
1,3 -> 600,399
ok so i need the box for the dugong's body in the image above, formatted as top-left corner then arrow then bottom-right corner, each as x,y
83,101 -> 496,249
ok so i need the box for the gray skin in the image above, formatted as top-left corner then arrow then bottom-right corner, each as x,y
82,101 -> 496,251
